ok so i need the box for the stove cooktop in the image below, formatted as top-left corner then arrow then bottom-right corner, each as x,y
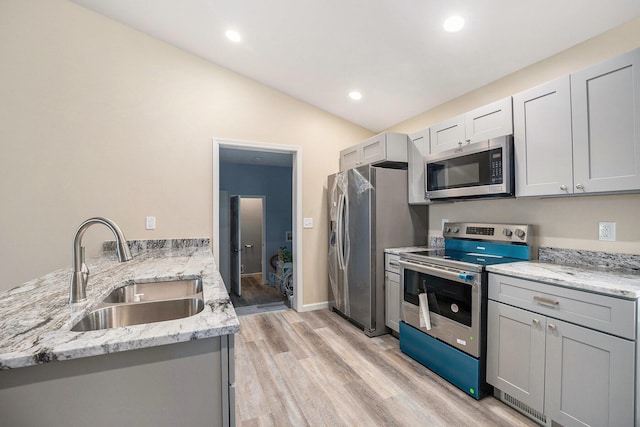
407,249 -> 525,267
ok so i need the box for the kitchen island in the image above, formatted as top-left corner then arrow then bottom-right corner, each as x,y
0,239 -> 239,427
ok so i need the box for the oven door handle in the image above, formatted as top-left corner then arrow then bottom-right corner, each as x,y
399,260 -> 476,284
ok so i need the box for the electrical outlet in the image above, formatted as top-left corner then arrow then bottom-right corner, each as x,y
145,216 -> 156,230
303,218 -> 313,229
599,222 -> 616,241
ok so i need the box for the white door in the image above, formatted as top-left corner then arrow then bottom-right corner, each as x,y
230,196 -> 241,296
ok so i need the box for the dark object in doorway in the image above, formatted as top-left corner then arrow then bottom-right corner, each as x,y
269,254 -> 278,271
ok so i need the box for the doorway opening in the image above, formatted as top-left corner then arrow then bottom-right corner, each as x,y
213,138 -> 302,313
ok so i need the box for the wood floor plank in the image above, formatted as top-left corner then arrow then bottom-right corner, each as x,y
235,309 -> 538,427
314,325 -> 405,399
242,340 -> 309,426
297,357 -> 380,426
272,351 -> 344,427
230,275 -> 287,308
234,335 -> 271,421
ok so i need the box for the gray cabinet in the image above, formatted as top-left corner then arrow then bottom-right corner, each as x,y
430,97 -> 513,153
339,132 -> 408,171
515,49 -> 640,197
571,48 -> 640,194
384,253 -> 401,333
487,273 -> 636,427
407,128 -> 430,204
0,336 -> 236,427
545,318 -> 634,427
513,76 -> 573,197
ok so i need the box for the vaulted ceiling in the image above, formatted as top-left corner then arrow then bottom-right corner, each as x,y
71,0 -> 640,132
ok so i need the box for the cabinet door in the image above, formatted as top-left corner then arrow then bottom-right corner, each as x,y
429,115 -> 465,153
465,97 -> 513,143
340,145 -> 361,171
571,49 -> 640,193
486,301 -> 546,413
545,318 -> 635,427
385,271 -> 400,333
513,76 -> 573,196
408,128 -> 430,204
361,135 -> 386,165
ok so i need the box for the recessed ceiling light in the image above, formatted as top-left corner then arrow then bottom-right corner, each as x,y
443,15 -> 465,32
349,91 -> 362,101
225,30 -> 242,43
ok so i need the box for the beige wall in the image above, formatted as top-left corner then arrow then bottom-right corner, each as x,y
388,17 -> 640,255
0,0 -> 373,298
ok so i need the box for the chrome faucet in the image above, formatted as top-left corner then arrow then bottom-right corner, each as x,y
70,217 -> 132,304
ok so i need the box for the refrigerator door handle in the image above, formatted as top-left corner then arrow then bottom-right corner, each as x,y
342,191 -> 350,268
336,193 -> 345,270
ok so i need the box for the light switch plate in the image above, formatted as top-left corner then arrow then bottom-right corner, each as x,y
598,221 -> 615,241
146,216 -> 156,230
303,218 -> 313,229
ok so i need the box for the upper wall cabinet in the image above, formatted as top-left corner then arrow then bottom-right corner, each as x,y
571,49 -> 640,194
430,97 -> 513,154
515,49 -> 640,197
407,128 -> 430,205
514,76 -> 574,197
340,132 -> 408,171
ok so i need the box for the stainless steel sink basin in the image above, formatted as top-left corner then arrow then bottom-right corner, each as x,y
102,278 -> 203,303
71,298 -> 205,332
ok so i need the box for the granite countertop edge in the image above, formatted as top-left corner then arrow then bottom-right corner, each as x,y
0,247 -> 240,370
384,246 -> 430,255
487,261 -> 640,299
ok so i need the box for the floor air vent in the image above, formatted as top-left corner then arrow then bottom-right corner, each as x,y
501,392 -> 547,425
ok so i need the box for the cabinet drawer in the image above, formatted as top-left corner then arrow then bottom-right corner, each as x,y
385,254 -> 400,274
489,274 -> 636,339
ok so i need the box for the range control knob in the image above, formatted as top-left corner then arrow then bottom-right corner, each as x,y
452,227 -> 459,233
502,228 -> 513,237
515,229 -> 526,239
445,226 -> 451,233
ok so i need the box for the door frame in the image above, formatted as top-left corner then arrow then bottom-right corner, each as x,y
213,138 -> 302,312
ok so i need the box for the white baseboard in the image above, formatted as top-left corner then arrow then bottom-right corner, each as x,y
297,301 -> 329,312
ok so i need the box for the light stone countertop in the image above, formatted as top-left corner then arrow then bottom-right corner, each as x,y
384,246 -> 429,255
0,246 -> 239,370
487,261 -> 640,299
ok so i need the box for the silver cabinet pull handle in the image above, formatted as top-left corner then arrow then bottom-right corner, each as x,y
533,296 -> 559,306
548,324 -> 557,331
532,319 -> 540,326
576,183 -> 585,190
389,262 -> 399,267
560,184 -> 567,191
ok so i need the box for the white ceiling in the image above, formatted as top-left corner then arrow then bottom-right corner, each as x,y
71,0 -> 640,132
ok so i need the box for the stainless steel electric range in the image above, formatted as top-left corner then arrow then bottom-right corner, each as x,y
399,222 -> 534,399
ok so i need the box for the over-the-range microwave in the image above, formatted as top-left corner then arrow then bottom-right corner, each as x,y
424,135 -> 514,201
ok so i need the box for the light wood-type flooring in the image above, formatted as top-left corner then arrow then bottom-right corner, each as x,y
230,275 -> 288,308
235,309 -> 538,426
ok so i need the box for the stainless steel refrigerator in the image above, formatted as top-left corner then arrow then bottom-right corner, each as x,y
328,165 -> 427,337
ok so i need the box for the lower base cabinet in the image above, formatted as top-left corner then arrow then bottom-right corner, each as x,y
487,274 -> 636,427
0,336 -> 235,427
384,253 -> 401,333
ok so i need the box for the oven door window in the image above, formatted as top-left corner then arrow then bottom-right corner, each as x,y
427,148 -> 502,191
403,269 -> 472,327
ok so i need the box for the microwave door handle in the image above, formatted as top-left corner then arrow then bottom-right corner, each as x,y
399,261 -> 474,284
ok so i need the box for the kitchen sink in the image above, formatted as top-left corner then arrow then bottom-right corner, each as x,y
102,278 -> 203,303
71,297 -> 205,332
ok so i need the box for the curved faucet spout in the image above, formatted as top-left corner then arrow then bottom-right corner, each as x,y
70,217 -> 132,304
